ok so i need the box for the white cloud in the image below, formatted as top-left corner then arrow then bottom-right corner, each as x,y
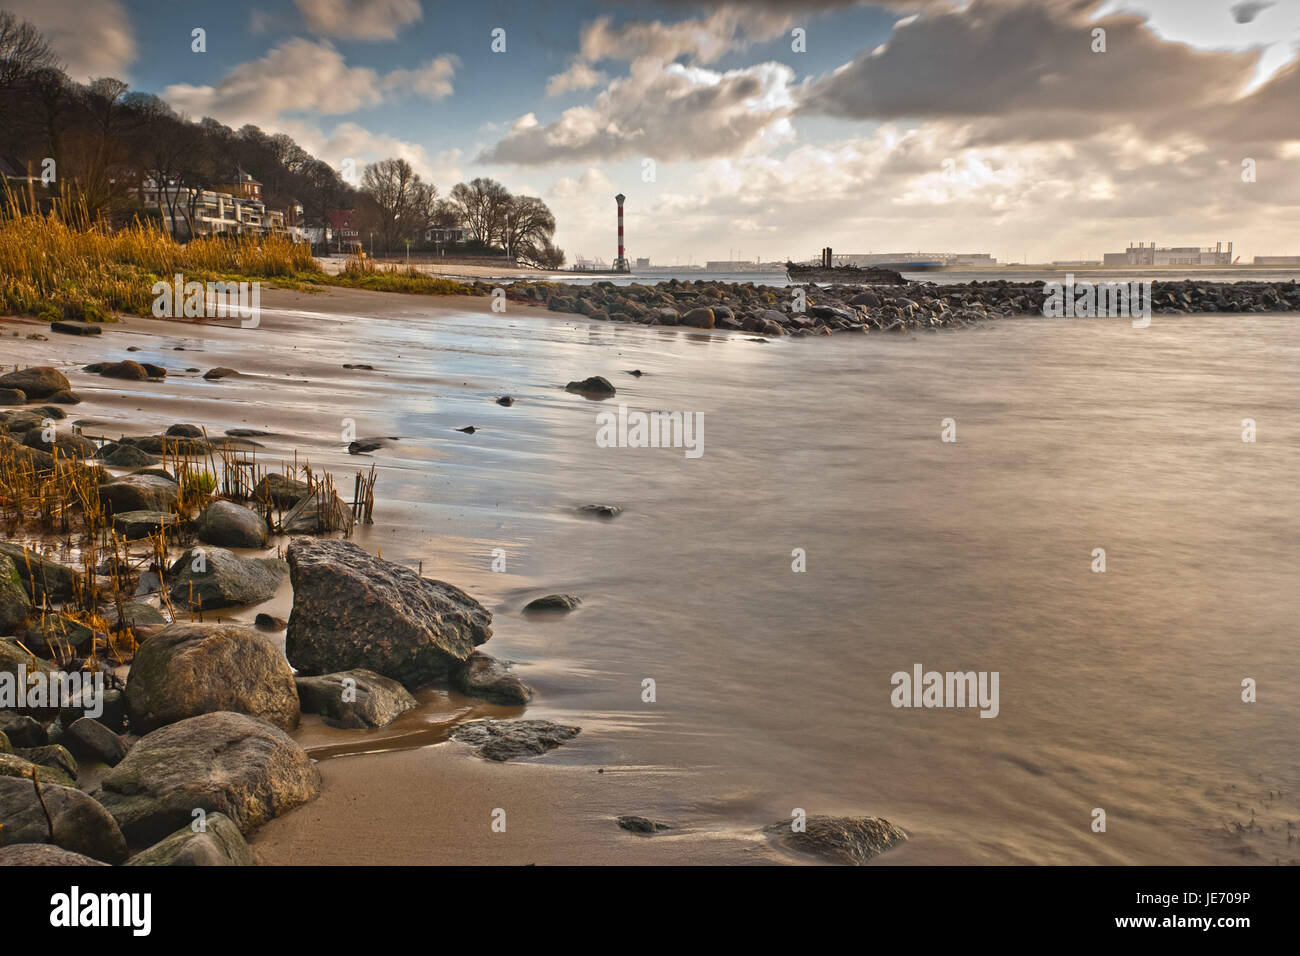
293,0 -> 423,41
384,55 -> 459,101
546,61 -> 609,97
4,0 -> 135,81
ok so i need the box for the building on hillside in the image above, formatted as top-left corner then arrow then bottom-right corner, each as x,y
1102,242 -> 1233,266
214,166 -> 263,201
139,178 -> 297,240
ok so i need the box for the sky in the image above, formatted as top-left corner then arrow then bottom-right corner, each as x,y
4,0 -> 1300,264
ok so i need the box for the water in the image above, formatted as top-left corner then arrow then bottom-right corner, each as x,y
544,267 -> 1300,287
82,302 -> 1300,864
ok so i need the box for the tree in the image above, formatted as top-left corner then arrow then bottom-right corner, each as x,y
450,177 -> 510,247
0,11 -> 59,91
360,157 -> 435,252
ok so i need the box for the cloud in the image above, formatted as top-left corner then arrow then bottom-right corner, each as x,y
546,61 -> 610,96
3,0 -> 135,81
577,8 -> 793,65
1230,1 -> 1274,24
384,55 -> 458,100
481,59 -> 797,165
292,0 -> 423,40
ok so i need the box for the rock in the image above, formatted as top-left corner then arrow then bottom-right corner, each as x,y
102,601 -> 166,629
111,510 -> 179,540
59,688 -> 126,734
449,719 -> 580,762
164,423 -> 203,438
617,815 -> 673,834
0,554 -> 32,634
454,426 -> 476,434
21,615 -> 93,653
196,500 -> 267,548
294,669 -> 417,729
99,443 -> 158,467
495,396 -> 514,406
99,474 -> 180,514
279,489 -> 353,534
450,652 -> 532,705
762,815 -> 907,865
253,613 -> 286,630
63,717 -> 129,766
50,321 -> 102,336
21,428 -> 98,459
0,388 -> 24,405
97,712 -> 320,844
130,434 -> 209,455
0,730 -> 7,753
0,368 -> 71,399
681,307 -> 716,329
0,843 -> 109,865
0,543 -> 78,602
284,537 -> 492,689
0,751 -> 74,786
0,711 -> 46,747
98,360 -> 148,381
565,376 -> 616,397
14,744 -> 78,782
577,504 -> 621,519
522,593 -> 582,615
252,473 -> 310,508
125,812 -> 252,866
44,389 -> 80,405
126,622 -> 299,733
0,775 -> 128,862
341,364 -> 374,370
203,367 -> 238,380
167,547 -> 287,610
348,439 -> 383,454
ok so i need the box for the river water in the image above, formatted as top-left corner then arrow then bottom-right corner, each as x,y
49,297 -> 1300,864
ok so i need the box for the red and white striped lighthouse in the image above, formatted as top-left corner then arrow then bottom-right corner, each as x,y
613,193 -> 629,273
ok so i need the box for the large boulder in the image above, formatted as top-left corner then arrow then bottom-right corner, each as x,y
63,717 -> 130,766
0,775 -> 128,863
99,474 -> 179,514
125,812 -> 252,866
285,538 -> 492,688
0,751 -> 74,786
0,554 -> 32,635
278,490 -> 353,534
97,712 -> 321,845
126,622 -> 299,733
0,367 -> 70,399
564,376 -> 616,397
167,547 -> 287,610
252,473 -> 310,508
681,307 -> 716,329
196,500 -> 267,548
0,642 -> 60,717
294,669 -> 417,729
0,542 -> 78,604
20,429 -> 98,459
111,510 -> 179,540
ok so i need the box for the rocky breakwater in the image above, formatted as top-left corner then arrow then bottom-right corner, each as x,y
492,277 -> 1300,336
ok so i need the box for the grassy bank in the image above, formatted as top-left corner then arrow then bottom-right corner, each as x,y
0,202 -> 475,320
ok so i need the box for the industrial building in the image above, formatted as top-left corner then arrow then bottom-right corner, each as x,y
832,251 -> 997,267
1102,242 -> 1233,266
1252,255 -> 1300,266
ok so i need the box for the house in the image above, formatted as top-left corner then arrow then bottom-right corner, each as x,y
214,166 -> 263,201
424,225 -> 465,244
139,177 -> 300,241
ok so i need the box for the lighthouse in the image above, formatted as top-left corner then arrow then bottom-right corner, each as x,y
613,193 -> 629,273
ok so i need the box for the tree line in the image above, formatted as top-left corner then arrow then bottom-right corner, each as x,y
0,12 -> 564,267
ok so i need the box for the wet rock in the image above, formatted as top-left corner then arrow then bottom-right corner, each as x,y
59,688 -> 127,735
98,711 -> 321,844
454,426 -> 476,434
125,811 -> 252,866
203,367 -> 238,380
0,751 -> 73,786
0,711 -> 46,747
577,504 -> 621,519
762,815 -> 907,865
63,717 -> 129,766
111,510 -> 179,540
284,537 -> 491,689
279,489 -> 353,534
253,613 -> 286,630
129,434 -> 210,455
50,321 -> 102,336
44,389 -> 81,405
617,815 -> 673,834
342,363 -> 374,371
0,775 -> 127,862
99,443 -> 159,467
295,669 -> 417,729
99,473 -> 179,514
450,652 -> 532,705
196,500 -> 268,549
126,622 -> 299,733
102,601 -> 167,629
22,615 -> 94,654
165,423 -> 203,438
348,438 -> 384,454
98,360 -> 148,381
0,543 -> 78,603
449,719 -> 580,762
681,307 -> 715,329
252,473 -> 310,508
14,743 -> 78,782
495,396 -> 514,406
522,593 -> 582,615
0,843 -> 109,865
0,388 -> 24,405
167,547 -> 287,610
0,367 -> 70,399
565,376 -> 616,397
